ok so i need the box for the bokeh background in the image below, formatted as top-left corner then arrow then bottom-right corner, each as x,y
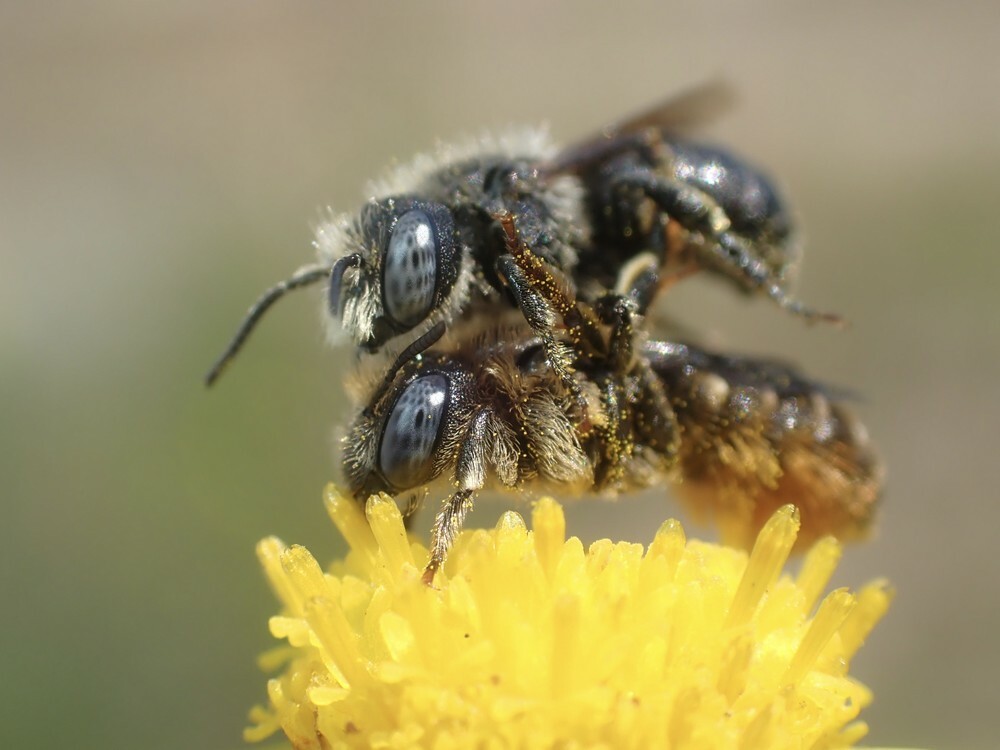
2,2 -> 997,748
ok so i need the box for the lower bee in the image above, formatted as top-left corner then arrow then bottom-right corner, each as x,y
342,294 -> 880,582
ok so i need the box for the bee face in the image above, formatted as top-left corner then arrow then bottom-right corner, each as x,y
342,353 -> 475,499
341,316 -> 601,509
328,198 -> 463,350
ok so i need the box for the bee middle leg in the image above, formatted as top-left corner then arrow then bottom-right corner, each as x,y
592,376 -> 632,489
610,252 -> 663,316
593,291 -> 640,371
593,286 -> 681,483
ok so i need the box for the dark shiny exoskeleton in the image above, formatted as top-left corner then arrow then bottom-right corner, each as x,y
551,117 -> 829,321
578,138 -> 793,288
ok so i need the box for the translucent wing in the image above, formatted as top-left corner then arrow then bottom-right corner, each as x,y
547,80 -> 736,174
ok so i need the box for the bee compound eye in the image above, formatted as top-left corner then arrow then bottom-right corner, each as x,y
379,373 -> 448,489
383,209 -> 438,328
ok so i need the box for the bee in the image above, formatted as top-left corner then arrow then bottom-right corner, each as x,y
205,83 -> 836,388
343,289 -> 880,583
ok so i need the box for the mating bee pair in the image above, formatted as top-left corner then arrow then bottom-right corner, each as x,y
208,85 -> 881,581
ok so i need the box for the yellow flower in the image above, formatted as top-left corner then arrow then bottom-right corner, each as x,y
247,485 -> 892,749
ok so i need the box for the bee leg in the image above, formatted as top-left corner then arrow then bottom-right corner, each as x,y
593,292 -> 639,371
707,234 -> 844,324
592,376 -> 631,489
611,167 -> 731,237
494,212 -> 602,364
612,248 -> 702,313
592,290 -> 681,484
576,293 -> 636,489
608,170 -> 842,324
634,361 -> 681,461
423,490 -> 475,585
495,253 -> 579,394
603,269 -> 682,457
612,252 -> 662,316
422,409 -> 493,584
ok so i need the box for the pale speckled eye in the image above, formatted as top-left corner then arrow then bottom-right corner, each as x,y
383,209 -> 438,327
379,374 -> 448,489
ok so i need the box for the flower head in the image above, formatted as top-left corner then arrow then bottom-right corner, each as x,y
247,485 -> 891,749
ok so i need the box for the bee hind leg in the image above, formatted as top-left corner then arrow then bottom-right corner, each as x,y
709,233 -> 844,324
609,169 -> 841,324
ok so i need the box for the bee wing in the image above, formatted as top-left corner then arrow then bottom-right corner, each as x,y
606,79 -> 737,137
546,80 -> 736,175
643,341 -> 883,550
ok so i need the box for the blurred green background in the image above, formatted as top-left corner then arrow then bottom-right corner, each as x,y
2,2 -> 997,748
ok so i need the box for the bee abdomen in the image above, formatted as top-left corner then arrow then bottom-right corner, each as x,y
643,341 -> 883,549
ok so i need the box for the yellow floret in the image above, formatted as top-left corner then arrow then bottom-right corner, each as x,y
247,485 -> 892,749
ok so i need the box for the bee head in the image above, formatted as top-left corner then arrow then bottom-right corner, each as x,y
325,197 -> 462,351
342,355 -> 474,500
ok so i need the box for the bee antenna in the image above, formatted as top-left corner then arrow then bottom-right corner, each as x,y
386,321 -> 447,381
363,321 -> 447,419
328,253 -> 363,316
361,320 -> 445,417
204,262 -> 330,387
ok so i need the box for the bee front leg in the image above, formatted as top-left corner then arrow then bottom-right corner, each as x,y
423,489 -> 475,585
422,408 -> 492,584
495,254 -> 577,390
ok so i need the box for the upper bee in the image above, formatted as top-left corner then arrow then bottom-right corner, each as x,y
205,84 -> 830,389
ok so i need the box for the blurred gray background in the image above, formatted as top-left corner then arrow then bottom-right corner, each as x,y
2,2 -> 997,748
